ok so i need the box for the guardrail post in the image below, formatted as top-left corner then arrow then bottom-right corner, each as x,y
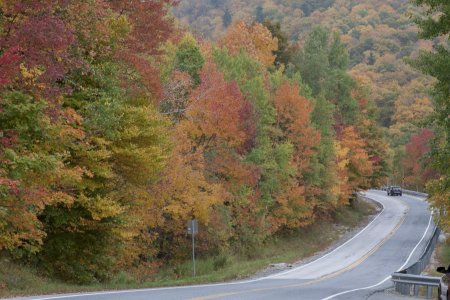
392,274 -> 440,299
426,286 -> 432,299
413,284 -> 419,296
398,283 -> 405,295
403,283 -> 410,295
396,282 -> 402,294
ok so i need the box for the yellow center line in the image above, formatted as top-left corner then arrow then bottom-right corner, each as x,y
189,210 -> 408,300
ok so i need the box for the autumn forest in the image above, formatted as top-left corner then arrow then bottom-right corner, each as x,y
0,0 -> 448,287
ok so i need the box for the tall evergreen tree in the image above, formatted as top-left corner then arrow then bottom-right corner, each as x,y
262,20 -> 292,67
291,27 -> 358,124
175,34 -> 205,85
223,8 -> 232,28
255,5 -> 264,23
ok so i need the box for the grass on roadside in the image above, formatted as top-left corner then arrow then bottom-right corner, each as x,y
437,239 -> 450,268
0,199 -> 375,298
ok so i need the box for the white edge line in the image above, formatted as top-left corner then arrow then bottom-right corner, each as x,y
16,191 -> 387,300
396,212 -> 433,271
321,276 -> 392,300
267,192 -> 386,278
320,206 -> 434,300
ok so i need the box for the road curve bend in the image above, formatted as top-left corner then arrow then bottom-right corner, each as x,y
9,190 -> 434,300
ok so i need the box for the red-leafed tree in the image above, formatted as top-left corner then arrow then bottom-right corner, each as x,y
403,128 -> 437,190
108,0 -> 177,101
0,0 -> 77,98
108,0 -> 176,55
0,47 -> 21,86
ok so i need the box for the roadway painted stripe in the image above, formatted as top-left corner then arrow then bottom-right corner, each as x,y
188,205 -> 407,300
320,212 -> 434,300
267,195 -> 386,279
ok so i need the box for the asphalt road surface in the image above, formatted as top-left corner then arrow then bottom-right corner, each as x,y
10,190 -> 434,300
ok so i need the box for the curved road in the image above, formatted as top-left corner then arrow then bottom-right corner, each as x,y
11,190 -> 434,300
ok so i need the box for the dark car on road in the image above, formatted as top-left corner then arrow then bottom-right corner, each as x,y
387,186 -> 402,196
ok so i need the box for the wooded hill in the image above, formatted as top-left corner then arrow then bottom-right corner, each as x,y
175,0 -> 438,187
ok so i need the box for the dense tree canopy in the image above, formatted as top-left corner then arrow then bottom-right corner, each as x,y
1,0 -> 434,286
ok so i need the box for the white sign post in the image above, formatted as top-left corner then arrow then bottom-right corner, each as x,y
187,219 -> 198,276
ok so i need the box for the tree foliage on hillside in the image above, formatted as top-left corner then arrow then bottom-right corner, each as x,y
410,0 -> 450,231
174,0 -> 435,148
0,0 -> 391,284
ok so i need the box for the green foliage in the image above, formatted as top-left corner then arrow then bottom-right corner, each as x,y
262,20 -> 292,67
175,34 -> 205,84
36,60 -> 170,283
328,32 -> 348,70
39,230 -> 119,284
0,91 -> 82,254
213,49 -> 292,207
291,27 -> 330,96
309,95 -> 338,209
413,0 -> 450,39
0,92 -> 50,146
411,0 -> 450,231
292,27 -> 358,125
311,95 -> 335,164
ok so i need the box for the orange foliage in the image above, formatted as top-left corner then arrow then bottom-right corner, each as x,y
219,21 -> 278,67
273,183 -> 315,229
272,83 -> 320,228
274,83 -> 319,173
207,148 -> 260,191
338,126 -> 373,199
184,62 -> 256,152
150,134 -> 223,226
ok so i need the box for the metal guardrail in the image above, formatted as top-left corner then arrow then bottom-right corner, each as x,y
402,189 -> 429,198
402,226 -> 440,275
392,225 -> 441,298
392,273 -> 440,299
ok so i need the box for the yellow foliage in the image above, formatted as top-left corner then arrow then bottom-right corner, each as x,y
19,63 -> 43,85
334,141 -> 350,205
427,177 -> 450,232
78,194 -> 124,221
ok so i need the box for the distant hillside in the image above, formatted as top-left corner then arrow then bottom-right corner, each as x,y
175,0 -> 434,131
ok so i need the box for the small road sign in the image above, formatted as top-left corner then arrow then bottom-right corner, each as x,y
187,219 -> 198,276
187,219 -> 198,235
